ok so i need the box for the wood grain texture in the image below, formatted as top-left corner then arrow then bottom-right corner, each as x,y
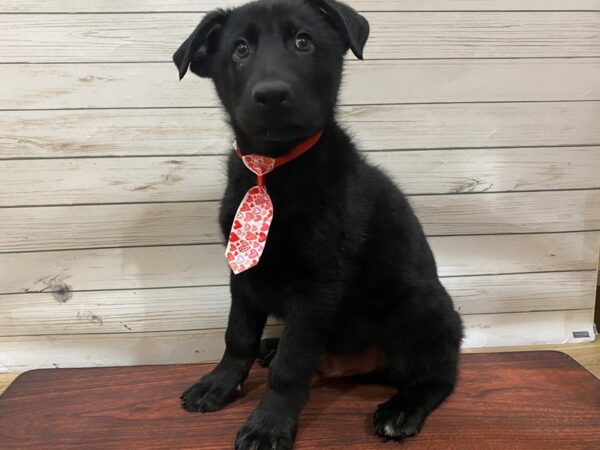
1,232 -> 597,295
3,147 -> 599,206
466,341 -> 600,380
3,59 -> 600,110
0,271 -> 596,336
1,352 -> 600,450
1,12 -> 599,63
0,310 -> 593,371
2,102 -> 599,158
2,190 -> 599,253
2,0 -> 600,12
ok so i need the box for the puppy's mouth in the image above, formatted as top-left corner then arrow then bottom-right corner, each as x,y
260,125 -> 308,142
236,112 -> 317,142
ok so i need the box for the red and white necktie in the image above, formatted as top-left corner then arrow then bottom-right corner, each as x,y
225,130 -> 323,274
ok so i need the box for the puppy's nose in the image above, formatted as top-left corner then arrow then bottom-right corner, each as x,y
252,81 -> 291,108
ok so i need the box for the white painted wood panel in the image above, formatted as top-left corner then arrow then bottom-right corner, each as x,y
0,245 -> 228,294
0,202 -> 220,253
2,190 -> 599,253
2,147 -> 599,207
462,309 -> 596,348
377,147 -> 600,194
0,156 -> 228,206
2,0 -> 599,13
411,190 -> 600,236
0,271 -> 596,336
2,232 -> 597,295
1,12 -> 598,63
2,102 -> 599,158
431,232 -> 600,278
3,59 -> 600,110
1,285 -> 233,335
0,310 -> 593,372
447,271 -> 598,315
0,325 -> 281,372
0,108 -> 228,158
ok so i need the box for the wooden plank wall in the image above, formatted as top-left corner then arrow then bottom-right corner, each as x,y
0,0 -> 599,371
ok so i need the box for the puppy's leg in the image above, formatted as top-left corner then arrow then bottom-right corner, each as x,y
235,297 -> 333,450
373,374 -> 455,440
374,285 -> 462,440
373,340 -> 459,440
181,286 -> 267,412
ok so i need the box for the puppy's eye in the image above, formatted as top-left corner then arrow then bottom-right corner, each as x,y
295,33 -> 313,52
233,39 -> 249,59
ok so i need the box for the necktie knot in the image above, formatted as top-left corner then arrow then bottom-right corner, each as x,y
241,154 -> 276,176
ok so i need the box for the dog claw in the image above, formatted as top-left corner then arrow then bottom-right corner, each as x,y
180,377 -> 239,413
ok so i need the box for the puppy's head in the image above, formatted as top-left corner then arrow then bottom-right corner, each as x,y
173,0 -> 369,143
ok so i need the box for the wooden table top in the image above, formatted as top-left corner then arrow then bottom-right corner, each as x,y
1,351 -> 599,449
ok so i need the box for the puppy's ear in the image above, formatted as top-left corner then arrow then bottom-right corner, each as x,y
310,0 -> 369,59
173,9 -> 229,80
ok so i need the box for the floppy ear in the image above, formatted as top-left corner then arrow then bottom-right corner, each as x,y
310,0 -> 369,59
173,9 -> 229,80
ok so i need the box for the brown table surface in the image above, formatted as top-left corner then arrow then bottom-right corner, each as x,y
1,351 -> 599,449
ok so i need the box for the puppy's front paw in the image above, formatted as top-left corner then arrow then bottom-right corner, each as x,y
373,400 -> 424,440
235,413 -> 296,450
180,373 -> 240,413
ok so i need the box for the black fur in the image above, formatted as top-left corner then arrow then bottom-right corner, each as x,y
173,1 -> 462,448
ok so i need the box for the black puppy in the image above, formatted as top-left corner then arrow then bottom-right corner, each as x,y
173,0 -> 462,448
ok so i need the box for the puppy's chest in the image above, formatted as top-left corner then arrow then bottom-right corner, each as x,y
233,273 -> 291,317
226,195 -> 343,315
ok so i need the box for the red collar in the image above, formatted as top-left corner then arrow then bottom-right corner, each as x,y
234,130 -> 324,169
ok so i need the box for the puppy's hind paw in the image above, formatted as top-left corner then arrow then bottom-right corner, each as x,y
373,401 -> 424,441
